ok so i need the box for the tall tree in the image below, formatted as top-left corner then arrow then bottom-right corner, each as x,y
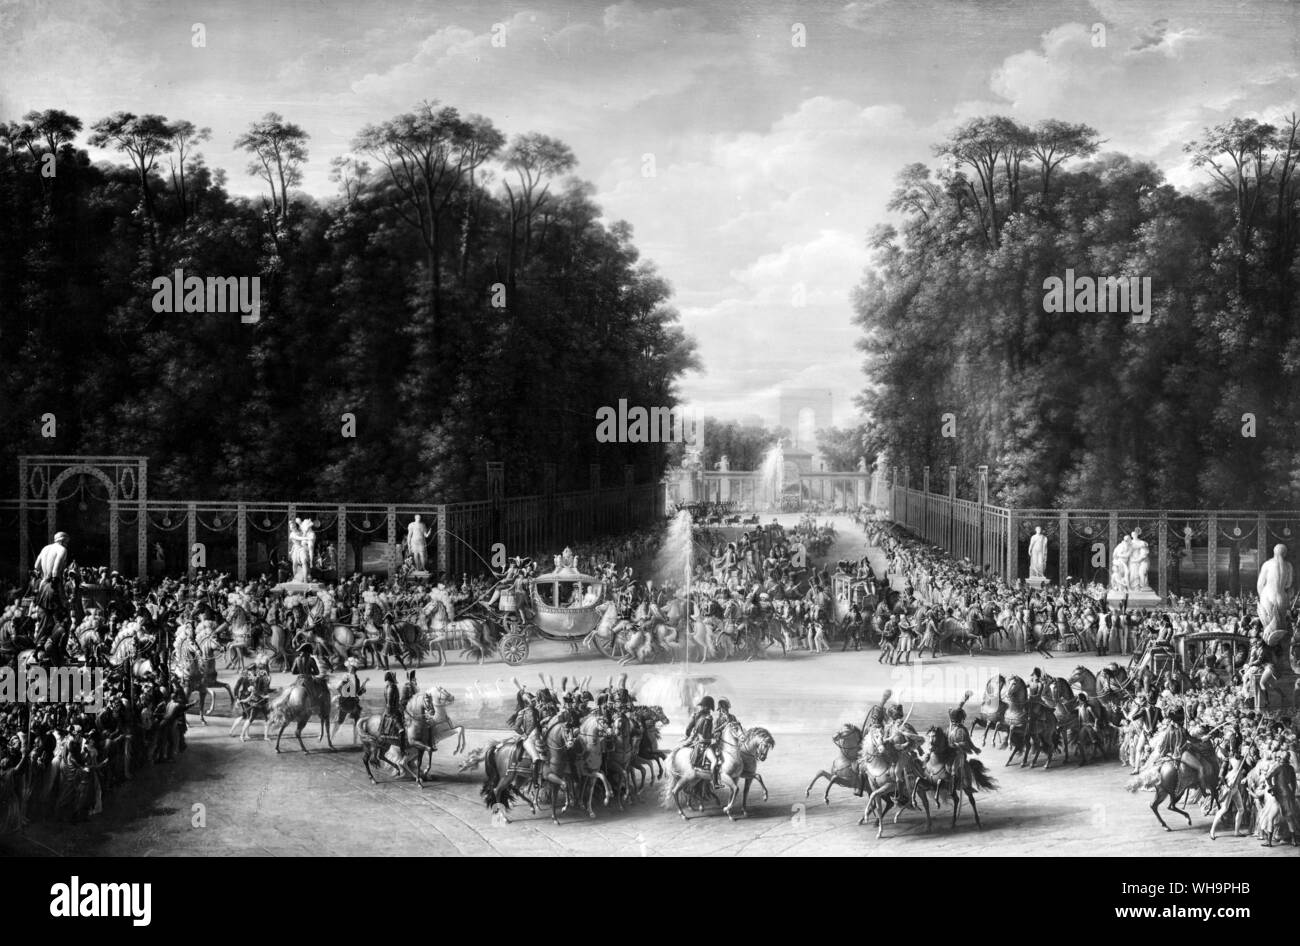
235,112 -> 309,222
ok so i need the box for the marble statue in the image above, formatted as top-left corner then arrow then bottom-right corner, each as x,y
1028,526 -> 1048,579
406,514 -> 431,572
1110,533 -> 1132,592
289,518 -> 313,583
1258,543 -> 1294,644
1126,529 -> 1150,592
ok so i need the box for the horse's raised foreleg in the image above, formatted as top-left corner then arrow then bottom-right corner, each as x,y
806,771 -> 830,800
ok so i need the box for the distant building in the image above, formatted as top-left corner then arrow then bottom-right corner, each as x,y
777,388 -> 833,471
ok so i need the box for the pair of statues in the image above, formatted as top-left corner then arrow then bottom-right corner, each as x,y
288,518 -> 317,583
1109,529 -> 1151,593
1025,525 -> 1152,593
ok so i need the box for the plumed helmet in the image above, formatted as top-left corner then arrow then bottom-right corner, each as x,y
949,708 -> 966,723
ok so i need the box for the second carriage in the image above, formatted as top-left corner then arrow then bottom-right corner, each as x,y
493,567 -> 608,665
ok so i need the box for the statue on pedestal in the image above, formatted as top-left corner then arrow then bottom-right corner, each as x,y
1110,533 -> 1132,592
289,518 -> 314,583
406,514 -> 431,572
1028,526 -> 1048,579
1258,544 -> 1294,646
1126,529 -> 1151,592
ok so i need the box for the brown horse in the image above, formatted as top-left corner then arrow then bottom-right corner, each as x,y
805,723 -> 864,804
357,714 -> 425,785
921,726 -> 998,829
1040,675 -> 1086,765
628,704 -> 670,789
1002,675 -> 1057,769
1127,741 -> 1220,831
269,675 -> 335,753
479,737 -> 542,820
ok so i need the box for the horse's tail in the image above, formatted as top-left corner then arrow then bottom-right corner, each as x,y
968,759 -> 998,792
481,740 -> 504,810
658,764 -> 679,810
1126,764 -> 1163,793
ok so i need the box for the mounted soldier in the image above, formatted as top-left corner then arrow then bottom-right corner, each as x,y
381,670 -> 408,753
507,687 -> 543,784
945,694 -> 980,792
685,695 -> 716,773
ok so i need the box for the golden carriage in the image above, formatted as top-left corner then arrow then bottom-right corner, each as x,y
494,568 -> 607,665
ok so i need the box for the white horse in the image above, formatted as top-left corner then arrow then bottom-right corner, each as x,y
424,684 -> 467,755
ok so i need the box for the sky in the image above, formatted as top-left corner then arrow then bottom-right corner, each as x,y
2,0 -> 1297,427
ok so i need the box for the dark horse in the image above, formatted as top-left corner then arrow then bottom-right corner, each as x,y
921,726 -> 999,829
1127,742 -> 1220,831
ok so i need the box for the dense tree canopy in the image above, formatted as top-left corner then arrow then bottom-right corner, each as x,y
855,113 -> 1300,509
0,103 -> 697,502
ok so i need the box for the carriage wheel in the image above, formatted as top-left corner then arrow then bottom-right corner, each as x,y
594,633 -> 616,660
501,633 -> 528,666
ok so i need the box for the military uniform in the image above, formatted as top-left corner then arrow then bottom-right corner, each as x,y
381,673 -> 407,750
946,707 -> 980,791
685,697 -> 715,771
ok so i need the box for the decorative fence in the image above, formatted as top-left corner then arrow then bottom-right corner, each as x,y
875,464 -> 1300,598
2,456 -> 666,582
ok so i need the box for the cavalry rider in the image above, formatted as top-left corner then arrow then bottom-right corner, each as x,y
946,700 -> 980,791
507,688 -> 544,783
382,670 -> 408,753
709,697 -> 738,781
32,531 -> 71,644
685,696 -> 716,774
1142,703 -> 1187,772
885,702 -> 923,796
292,641 -> 322,677
720,590 -> 743,645
401,669 -> 419,706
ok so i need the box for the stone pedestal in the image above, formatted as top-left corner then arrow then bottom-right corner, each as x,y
1025,576 -> 1048,589
1108,589 -> 1162,609
272,581 -> 323,594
